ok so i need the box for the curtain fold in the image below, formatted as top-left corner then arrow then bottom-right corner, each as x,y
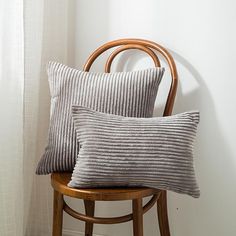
0,1 -> 74,235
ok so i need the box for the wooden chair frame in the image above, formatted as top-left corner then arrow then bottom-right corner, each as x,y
51,38 -> 178,236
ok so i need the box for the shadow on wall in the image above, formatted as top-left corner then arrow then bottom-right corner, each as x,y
114,48 -> 236,235
166,50 -> 235,235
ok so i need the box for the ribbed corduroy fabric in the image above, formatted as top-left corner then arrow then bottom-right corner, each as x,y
36,62 -> 164,174
69,106 -> 200,198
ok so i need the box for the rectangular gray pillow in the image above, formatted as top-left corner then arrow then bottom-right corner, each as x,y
69,106 -> 200,198
36,62 -> 164,174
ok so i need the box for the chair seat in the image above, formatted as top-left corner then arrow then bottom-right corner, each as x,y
51,172 -> 160,201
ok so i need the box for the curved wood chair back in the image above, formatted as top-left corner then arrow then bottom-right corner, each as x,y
83,38 -> 178,116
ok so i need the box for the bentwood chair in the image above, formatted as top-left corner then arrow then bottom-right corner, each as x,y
51,38 -> 178,236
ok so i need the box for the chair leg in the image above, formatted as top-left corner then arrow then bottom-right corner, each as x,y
132,198 -> 143,236
84,200 -> 95,236
157,191 -> 170,236
52,190 -> 64,236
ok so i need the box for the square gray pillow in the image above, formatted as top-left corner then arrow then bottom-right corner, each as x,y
36,62 -> 164,174
69,106 -> 200,198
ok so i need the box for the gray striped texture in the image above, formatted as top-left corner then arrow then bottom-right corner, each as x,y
36,62 -> 164,174
69,106 -> 200,198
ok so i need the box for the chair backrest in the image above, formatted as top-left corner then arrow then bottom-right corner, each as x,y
83,38 -> 178,116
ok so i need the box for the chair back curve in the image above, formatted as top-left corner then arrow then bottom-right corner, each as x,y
83,38 -> 178,116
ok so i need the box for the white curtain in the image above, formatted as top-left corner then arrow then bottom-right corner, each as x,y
0,1 -> 75,235
0,1 -> 24,235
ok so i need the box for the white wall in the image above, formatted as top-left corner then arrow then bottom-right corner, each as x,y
63,0 -> 236,235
